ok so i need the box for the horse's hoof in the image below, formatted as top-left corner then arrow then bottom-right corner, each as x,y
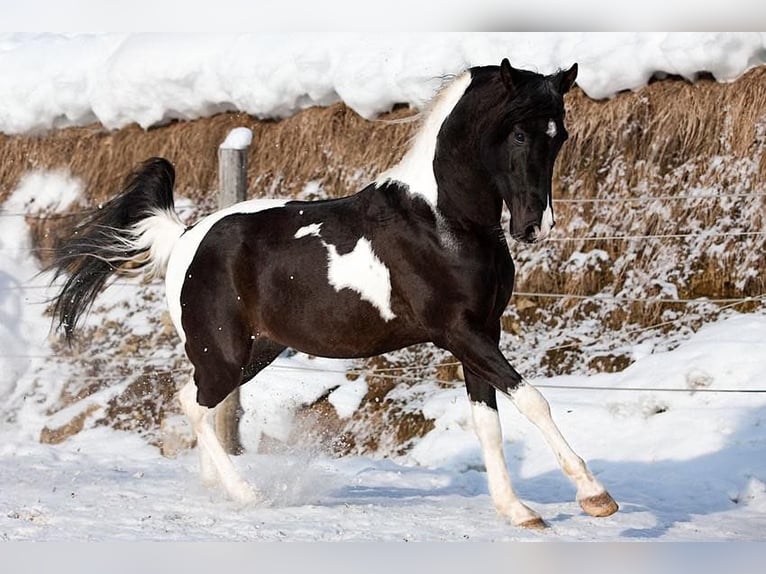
579,491 -> 619,517
518,517 -> 549,530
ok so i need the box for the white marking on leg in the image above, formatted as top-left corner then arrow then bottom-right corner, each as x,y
166,199 -> 287,343
179,379 -> 218,485
323,237 -> 396,321
178,379 -> 258,504
376,72 -> 472,207
546,119 -> 557,138
471,402 -> 542,525
510,382 -> 606,500
294,222 -> 323,239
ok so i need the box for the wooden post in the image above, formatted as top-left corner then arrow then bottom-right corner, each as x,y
214,127 -> 253,455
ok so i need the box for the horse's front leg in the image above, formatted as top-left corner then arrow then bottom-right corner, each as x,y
449,330 -> 618,519
465,375 -> 547,528
509,379 -> 618,517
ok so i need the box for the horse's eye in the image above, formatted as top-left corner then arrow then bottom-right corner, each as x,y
513,131 -> 526,144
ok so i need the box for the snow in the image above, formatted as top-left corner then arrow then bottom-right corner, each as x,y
1,32 -> 765,542
2,312 -> 765,541
219,127 -> 253,150
1,33 -> 766,134
0,172 -> 82,400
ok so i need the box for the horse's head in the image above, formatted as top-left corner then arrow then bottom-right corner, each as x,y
433,59 -> 577,244
488,59 -> 577,243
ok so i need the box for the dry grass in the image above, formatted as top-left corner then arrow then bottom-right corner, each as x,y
0,105 -> 417,206
513,66 -> 766,329
3,67 -> 765,204
559,68 -> 766,189
13,67 -> 766,338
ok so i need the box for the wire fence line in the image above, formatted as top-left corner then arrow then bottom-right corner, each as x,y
0,205 -> 199,219
5,279 -> 763,309
542,230 -> 766,242
2,189 -> 763,261
554,192 -> 766,204
2,190 -> 765,219
0,211 -> 85,219
2,229 -> 765,256
1,360 -> 765,395
3,293 -> 763,381
510,292 -> 764,304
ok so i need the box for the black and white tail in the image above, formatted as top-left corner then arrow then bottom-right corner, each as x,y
49,157 -> 186,340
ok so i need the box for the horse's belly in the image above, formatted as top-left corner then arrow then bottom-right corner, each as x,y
258,286 -> 422,359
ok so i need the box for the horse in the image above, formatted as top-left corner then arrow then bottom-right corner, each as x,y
49,58 -> 617,528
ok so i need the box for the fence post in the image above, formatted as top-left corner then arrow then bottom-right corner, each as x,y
214,127 -> 253,455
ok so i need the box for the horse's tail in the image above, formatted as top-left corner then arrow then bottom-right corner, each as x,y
49,157 -> 186,340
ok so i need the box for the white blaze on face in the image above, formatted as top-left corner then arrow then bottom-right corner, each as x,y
546,119 -> 557,138
324,238 -> 396,322
537,195 -> 555,240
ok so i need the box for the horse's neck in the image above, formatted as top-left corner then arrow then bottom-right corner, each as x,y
433,149 -> 504,229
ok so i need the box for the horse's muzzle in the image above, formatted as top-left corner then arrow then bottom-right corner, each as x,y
525,217 -> 555,243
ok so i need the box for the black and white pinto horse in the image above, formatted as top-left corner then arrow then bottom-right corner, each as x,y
50,59 -> 617,528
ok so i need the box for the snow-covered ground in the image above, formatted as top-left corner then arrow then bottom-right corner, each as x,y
2,309 -> 765,541
1,33 -> 765,541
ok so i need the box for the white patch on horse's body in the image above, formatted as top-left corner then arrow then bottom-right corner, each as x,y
375,72 -> 472,207
292,221 -> 395,320
294,222 -> 323,239
322,237 -> 395,321
166,199 -> 288,343
546,119 -> 557,138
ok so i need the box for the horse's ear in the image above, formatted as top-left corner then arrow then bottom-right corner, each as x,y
556,63 -> 578,94
500,58 -> 524,96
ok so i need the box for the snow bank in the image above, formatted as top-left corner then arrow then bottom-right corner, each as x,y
0,171 -> 80,401
1,33 -> 765,135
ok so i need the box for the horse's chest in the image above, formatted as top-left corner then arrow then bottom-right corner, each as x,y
452,243 -> 515,317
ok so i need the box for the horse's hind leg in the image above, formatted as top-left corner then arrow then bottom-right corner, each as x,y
179,377 -> 257,503
179,328 -> 285,503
